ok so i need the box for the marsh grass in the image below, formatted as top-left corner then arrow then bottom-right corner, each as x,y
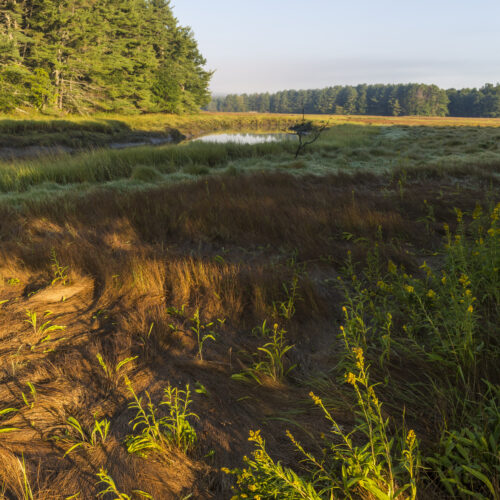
2,121 -> 500,204
0,115 -> 498,498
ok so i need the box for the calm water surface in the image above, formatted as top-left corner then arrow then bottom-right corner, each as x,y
194,133 -> 296,144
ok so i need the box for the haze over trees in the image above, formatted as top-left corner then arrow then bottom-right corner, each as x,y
210,83 -> 500,117
0,0 -> 212,113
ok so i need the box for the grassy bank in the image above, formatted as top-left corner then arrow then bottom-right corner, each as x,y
1,121 -> 500,204
3,111 -> 500,150
0,112 -> 307,150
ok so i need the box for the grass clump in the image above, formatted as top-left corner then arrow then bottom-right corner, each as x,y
130,165 -> 163,182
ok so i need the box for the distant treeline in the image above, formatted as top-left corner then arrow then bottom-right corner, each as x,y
0,0 -> 211,114
209,83 -> 500,117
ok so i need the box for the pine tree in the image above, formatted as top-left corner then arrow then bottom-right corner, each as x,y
0,0 -> 32,110
0,0 -> 212,113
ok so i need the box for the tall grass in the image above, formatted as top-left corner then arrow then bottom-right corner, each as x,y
0,138 -> 301,192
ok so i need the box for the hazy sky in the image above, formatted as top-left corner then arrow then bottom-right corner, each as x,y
173,0 -> 500,94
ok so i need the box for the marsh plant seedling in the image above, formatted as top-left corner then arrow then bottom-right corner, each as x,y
25,310 -> 66,336
63,415 -> 110,456
96,353 -> 138,390
96,469 -> 152,499
0,407 -> 18,434
21,382 -> 37,409
233,323 -> 296,384
50,248 -> 69,286
125,378 -> 198,457
190,308 -> 218,361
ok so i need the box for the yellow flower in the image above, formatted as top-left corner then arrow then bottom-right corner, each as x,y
459,274 -> 471,287
346,372 -> 356,385
248,430 -> 260,441
427,289 -> 436,298
388,260 -> 397,274
353,347 -> 363,361
406,429 -> 416,446
310,392 -> 322,406
405,285 -> 414,294
441,275 -> 447,285
491,203 -> 500,222
369,387 -> 379,405
467,305 -> 474,313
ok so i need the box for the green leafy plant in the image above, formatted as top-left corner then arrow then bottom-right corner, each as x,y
194,381 -> 209,397
233,323 -> 295,384
273,259 -> 303,321
63,415 -> 110,456
334,203 -> 500,498
96,469 -> 152,499
21,382 -> 36,409
189,308 -> 216,361
125,379 -> 198,457
428,382 -> 500,500
0,407 -> 18,434
50,248 -> 69,286
96,353 -> 138,390
226,348 -> 419,499
25,310 -> 66,338
166,303 -> 187,318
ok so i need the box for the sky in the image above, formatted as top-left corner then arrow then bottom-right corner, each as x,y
173,0 -> 500,95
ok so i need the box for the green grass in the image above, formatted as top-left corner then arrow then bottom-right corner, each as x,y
2,122 -> 500,206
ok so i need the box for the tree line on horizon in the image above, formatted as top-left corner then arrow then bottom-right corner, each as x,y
209,83 -> 500,118
0,0 -> 211,114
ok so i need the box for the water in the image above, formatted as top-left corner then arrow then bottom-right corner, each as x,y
194,132 -> 296,144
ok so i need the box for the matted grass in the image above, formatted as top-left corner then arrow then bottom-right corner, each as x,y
0,112 -> 499,499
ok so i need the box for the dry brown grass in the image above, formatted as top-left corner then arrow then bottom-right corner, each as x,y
0,169 -> 497,498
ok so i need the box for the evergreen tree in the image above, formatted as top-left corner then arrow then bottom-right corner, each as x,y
0,0 -> 32,110
209,82 -> 500,118
0,0 -> 212,113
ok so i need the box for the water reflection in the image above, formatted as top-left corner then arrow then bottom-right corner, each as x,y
194,133 -> 296,144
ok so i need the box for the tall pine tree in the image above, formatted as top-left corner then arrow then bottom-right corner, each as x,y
0,0 -> 212,113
